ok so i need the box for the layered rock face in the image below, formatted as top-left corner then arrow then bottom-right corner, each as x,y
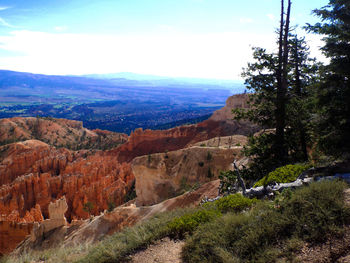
31,197 -> 68,242
131,135 -> 247,206
0,117 -> 127,150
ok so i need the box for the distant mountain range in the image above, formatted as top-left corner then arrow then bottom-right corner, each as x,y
83,72 -> 244,89
0,69 -> 244,133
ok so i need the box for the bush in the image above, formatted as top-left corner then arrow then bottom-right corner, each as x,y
182,180 -> 350,262
168,209 -> 221,238
168,194 -> 255,239
254,163 -> 312,187
203,193 -> 257,213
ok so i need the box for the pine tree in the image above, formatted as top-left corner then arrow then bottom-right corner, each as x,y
287,35 -> 321,161
306,0 -> 350,156
233,2 -> 321,180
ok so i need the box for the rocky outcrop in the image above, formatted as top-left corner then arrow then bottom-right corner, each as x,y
209,93 -> 250,122
131,135 -> 247,206
31,197 -> 68,242
0,117 -> 127,150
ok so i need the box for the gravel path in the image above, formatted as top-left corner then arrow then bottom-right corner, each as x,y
131,237 -> 184,263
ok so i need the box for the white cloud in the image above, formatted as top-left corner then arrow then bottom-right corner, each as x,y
0,6 -> 10,11
0,17 -> 17,28
0,30 -> 325,80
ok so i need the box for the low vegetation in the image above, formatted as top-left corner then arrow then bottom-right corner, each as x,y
168,209 -> 221,238
203,193 -> 257,213
182,180 -> 350,262
254,163 -> 312,187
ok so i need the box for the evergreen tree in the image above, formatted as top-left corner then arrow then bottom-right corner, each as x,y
287,35 -> 321,161
306,0 -> 350,156
234,6 -> 320,180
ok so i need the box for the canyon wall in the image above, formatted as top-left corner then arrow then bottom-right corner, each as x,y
131,135 -> 247,206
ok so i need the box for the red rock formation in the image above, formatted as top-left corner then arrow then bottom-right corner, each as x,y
13,180 -> 221,252
0,140 -> 134,222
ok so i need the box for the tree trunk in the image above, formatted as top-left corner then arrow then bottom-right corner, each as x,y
293,36 -> 308,161
275,0 -> 291,164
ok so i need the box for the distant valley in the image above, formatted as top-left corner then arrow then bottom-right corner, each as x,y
0,70 -> 244,133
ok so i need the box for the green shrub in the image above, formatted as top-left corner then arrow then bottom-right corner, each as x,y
254,163 -> 312,187
168,209 -> 221,238
182,180 -> 350,262
203,193 -> 257,213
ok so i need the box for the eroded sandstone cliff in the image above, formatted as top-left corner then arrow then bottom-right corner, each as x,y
131,135 -> 247,206
0,140 -> 134,222
0,93 -> 255,254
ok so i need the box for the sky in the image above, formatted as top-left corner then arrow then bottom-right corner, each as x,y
0,0 -> 329,80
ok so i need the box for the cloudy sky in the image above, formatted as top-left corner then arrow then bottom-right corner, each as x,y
0,0 -> 328,80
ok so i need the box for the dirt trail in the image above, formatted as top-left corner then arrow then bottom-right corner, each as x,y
130,238 -> 184,263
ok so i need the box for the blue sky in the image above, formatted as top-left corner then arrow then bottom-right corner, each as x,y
0,0 -> 328,80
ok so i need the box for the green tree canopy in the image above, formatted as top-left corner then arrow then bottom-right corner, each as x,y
306,0 -> 350,156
